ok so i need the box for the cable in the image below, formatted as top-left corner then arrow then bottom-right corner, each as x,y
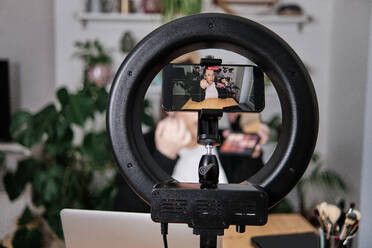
161,222 -> 168,248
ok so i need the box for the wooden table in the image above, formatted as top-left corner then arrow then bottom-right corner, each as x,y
223,214 -> 317,248
181,97 -> 239,110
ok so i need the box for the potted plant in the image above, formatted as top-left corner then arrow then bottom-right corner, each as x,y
2,40 -> 154,247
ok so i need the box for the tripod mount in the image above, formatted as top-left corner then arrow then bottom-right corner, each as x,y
151,109 -> 268,248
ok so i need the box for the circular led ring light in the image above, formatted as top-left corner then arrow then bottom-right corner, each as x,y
107,13 -> 319,208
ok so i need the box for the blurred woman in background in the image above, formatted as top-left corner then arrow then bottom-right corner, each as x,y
114,111 -> 269,212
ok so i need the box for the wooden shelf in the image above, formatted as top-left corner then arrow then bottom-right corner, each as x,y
76,12 -> 312,30
76,12 -> 162,26
242,14 -> 311,25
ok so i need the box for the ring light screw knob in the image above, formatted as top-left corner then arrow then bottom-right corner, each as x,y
236,225 -> 246,233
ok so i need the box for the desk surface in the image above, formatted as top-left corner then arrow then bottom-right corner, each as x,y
223,214 -> 316,248
181,97 -> 238,110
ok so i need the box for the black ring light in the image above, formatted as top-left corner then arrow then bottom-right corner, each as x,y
107,13 -> 319,209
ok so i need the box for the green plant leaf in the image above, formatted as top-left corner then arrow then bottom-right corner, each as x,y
74,39 -> 112,67
309,163 -> 322,179
10,111 -> 32,137
142,99 -> 155,128
13,105 -> 58,148
3,158 -> 39,201
33,104 -> 58,136
18,206 -> 33,226
15,128 -> 41,148
82,132 -> 111,167
43,205 -> 64,239
3,172 -> 23,201
44,179 -> 59,203
162,0 -> 202,21
311,153 -> 320,163
63,94 -> 94,126
57,87 -> 70,108
309,169 -> 348,192
16,158 -> 40,183
45,123 -> 73,156
92,184 -> 118,210
32,165 -> 63,204
12,228 -> 43,248
265,114 -> 281,142
32,171 -> 49,207
95,87 -> 109,112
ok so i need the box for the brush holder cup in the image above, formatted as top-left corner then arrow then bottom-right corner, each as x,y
323,235 -> 353,248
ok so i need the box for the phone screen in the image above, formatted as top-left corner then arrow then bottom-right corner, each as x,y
220,132 -> 260,156
162,64 -> 264,112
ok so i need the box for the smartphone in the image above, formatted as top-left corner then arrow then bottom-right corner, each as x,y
162,64 -> 264,112
220,132 -> 260,156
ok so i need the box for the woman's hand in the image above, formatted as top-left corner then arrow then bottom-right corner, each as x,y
155,117 -> 192,159
227,113 -> 240,123
251,123 -> 270,158
200,79 -> 208,89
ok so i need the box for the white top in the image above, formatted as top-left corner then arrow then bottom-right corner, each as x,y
205,83 -> 219,99
171,145 -> 228,183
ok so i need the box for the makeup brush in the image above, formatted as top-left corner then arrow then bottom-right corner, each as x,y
339,211 -> 357,240
347,210 -> 361,236
317,202 -> 328,214
343,213 -> 361,247
326,220 -> 332,239
353,210 -> 361,221
327,204 -> 341,225
343,222 -> 360,247
314,209 -> 325,229
337,200 -> 346,227
326,204 -> 341,236
346,202 -> 356,215
317,202 -> 328,222
316,202 -> 328,233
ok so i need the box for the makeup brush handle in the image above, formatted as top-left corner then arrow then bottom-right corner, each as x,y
348,222 -> 359,236
339,225 -> 348,240
326,222 -> 332,240
317,216 -> 325,230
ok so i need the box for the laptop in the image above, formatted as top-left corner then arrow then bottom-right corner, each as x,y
61,209 -> 222,248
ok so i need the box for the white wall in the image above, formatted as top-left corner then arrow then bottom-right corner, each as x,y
0,0 -> 55,112
54,0 -> 162,90
327,0 -> 371,206
359,4 -> 372,247
0,0 -> 55,239
268,0 -> 334,159
55,0 -> 334,158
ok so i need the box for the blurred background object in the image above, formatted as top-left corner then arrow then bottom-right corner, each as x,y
214,0 -> 279,15
277,3 -> 303,16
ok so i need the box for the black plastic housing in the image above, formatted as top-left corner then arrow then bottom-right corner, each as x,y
151,183 -> 268,231
107,13 -> 319,209
197,109 -> 223,146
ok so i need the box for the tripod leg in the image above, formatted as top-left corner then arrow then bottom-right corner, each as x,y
200,232 -> 217,248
